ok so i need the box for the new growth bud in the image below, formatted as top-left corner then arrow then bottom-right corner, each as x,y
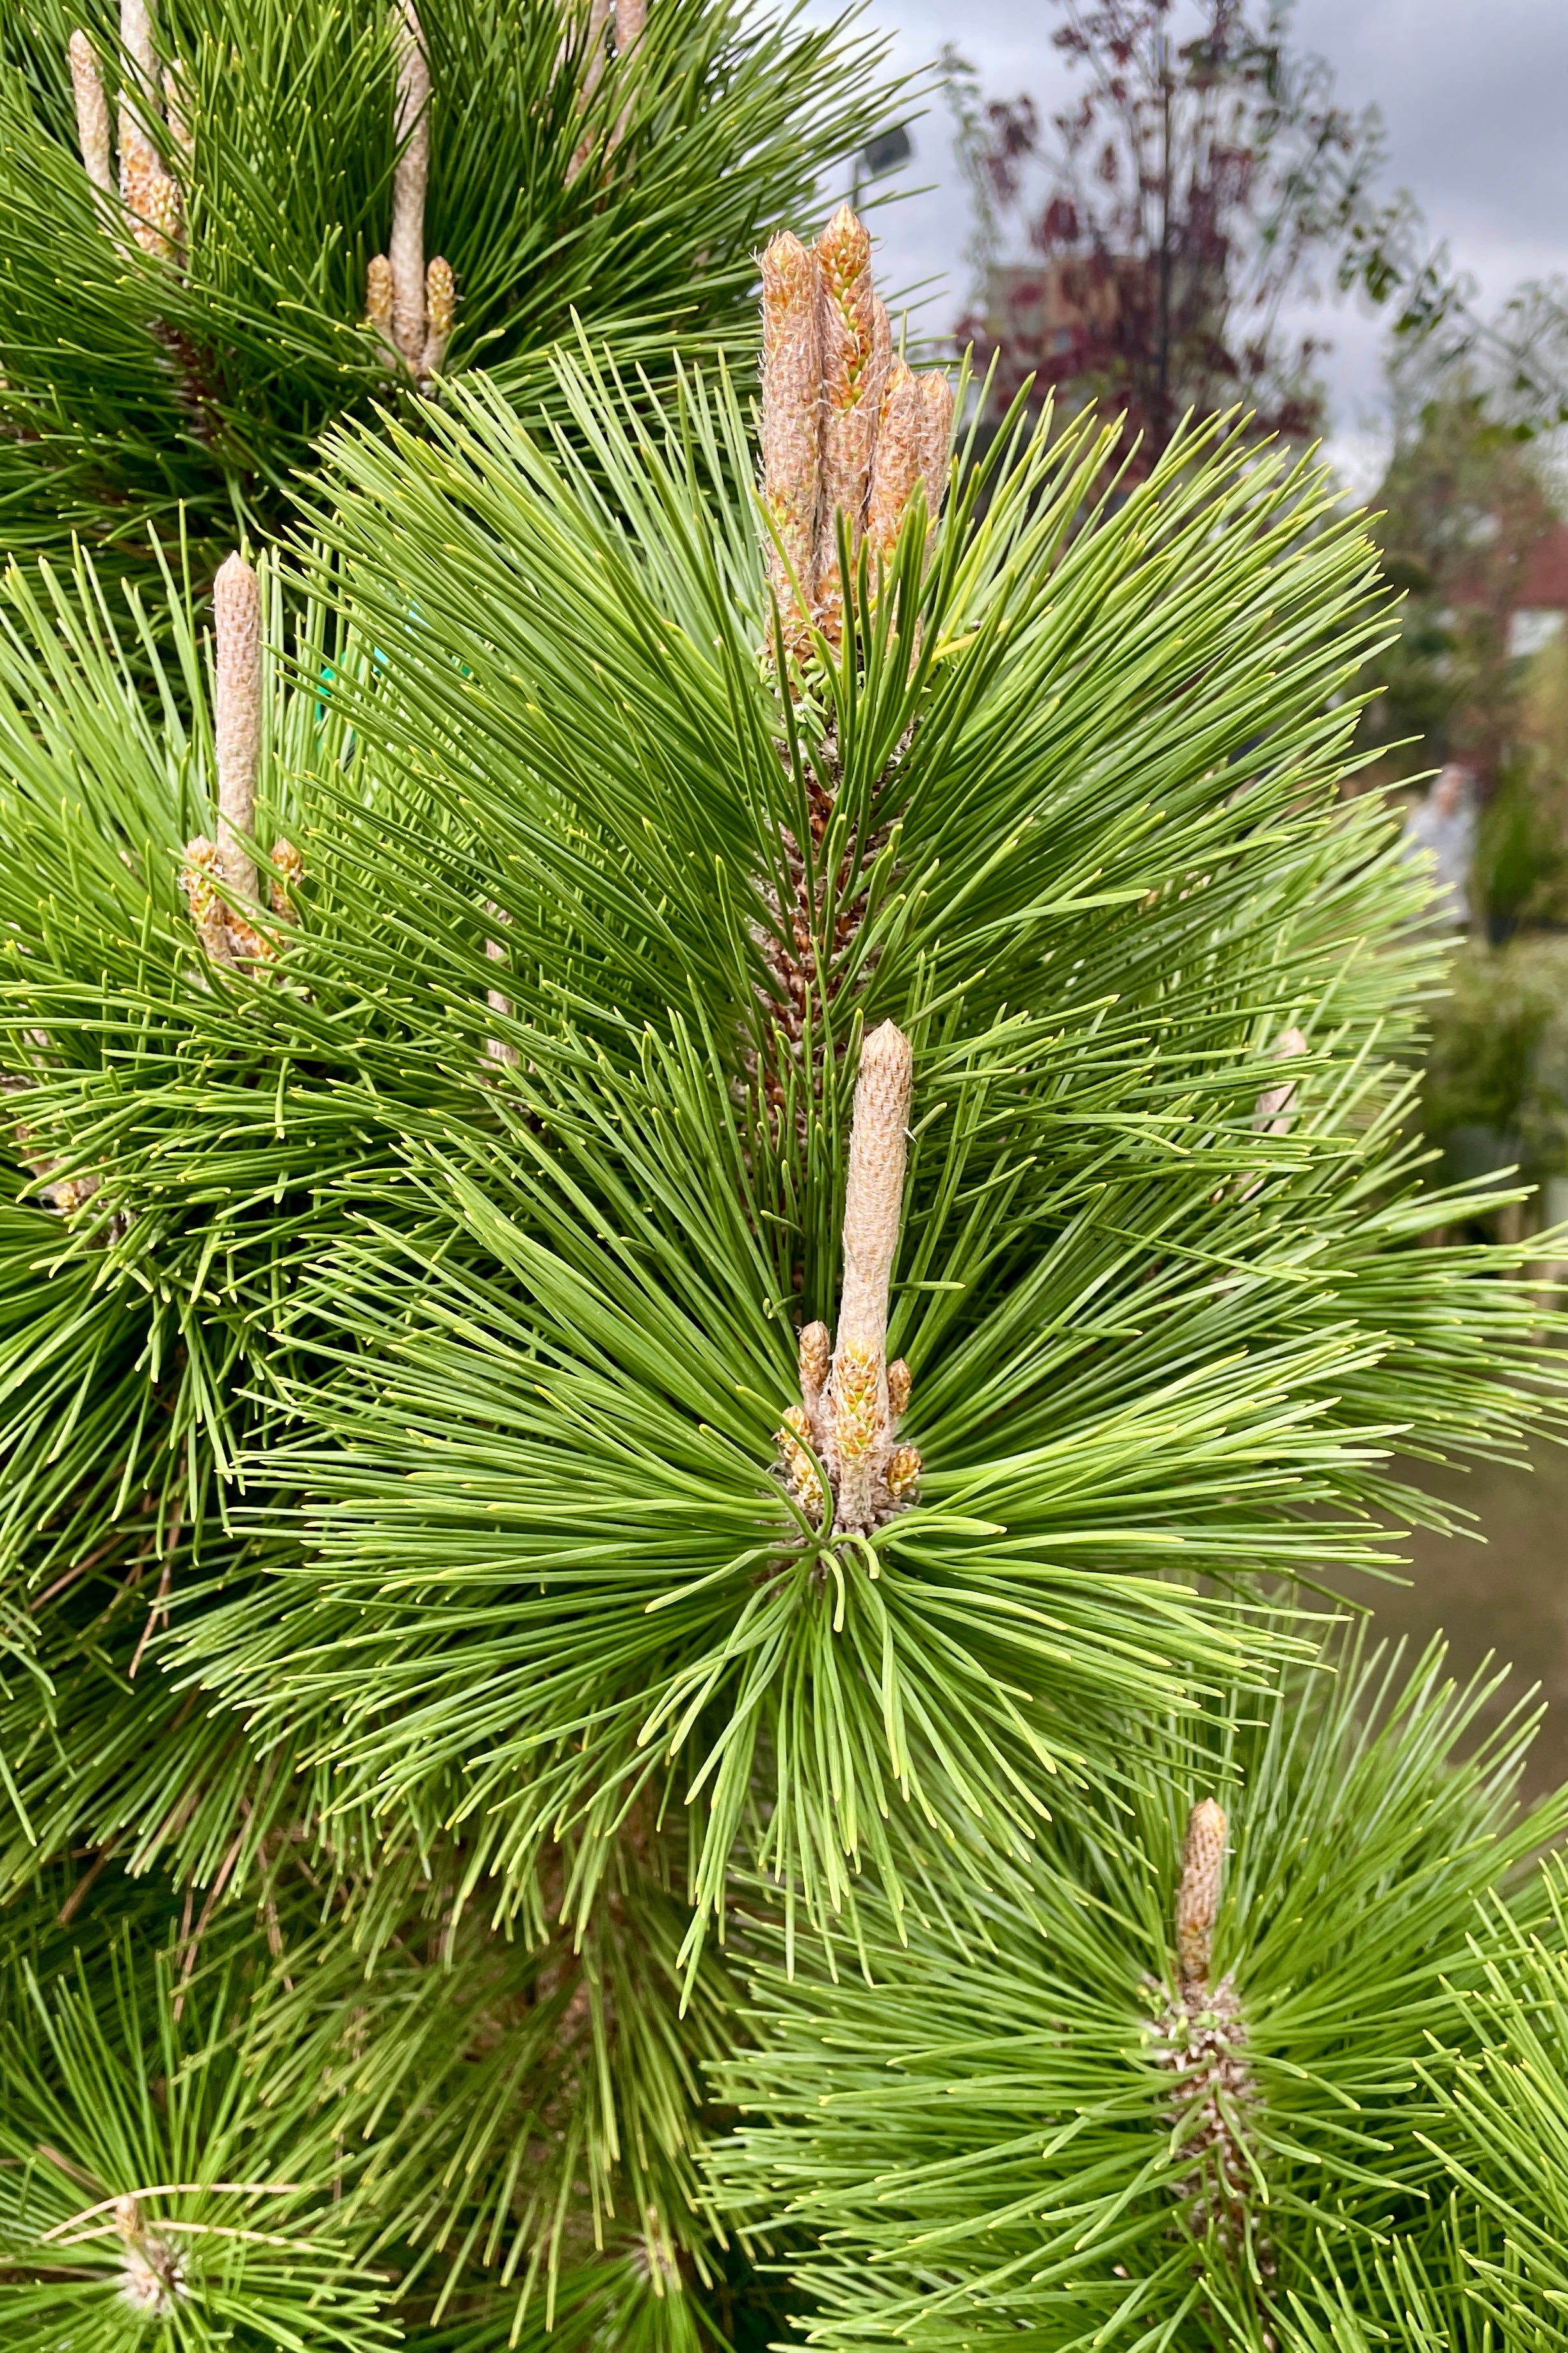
70,6 -> 187,259
830,1340 -> 880,1482
422,255 -> 455,378
1236,1025 -> 1309,1202
865,357 -> 923,576
814,205 -> 884,644
355,10 -> 455,380
180,553 -> 286,970
583,0 -> 611,88
117,0 -> 172,254
776,1401 -> 823,1522
120,0 -> 157,97
484,912 -> 519,1070
118,120 -> 162,245
759,231 -> 822,645
918,370 -> 954,537
610,0 -> 646,143
366,253 -> 396,349
798,1318 -> 830,1437
756,208 -> 953,660
569,0 -> 612,176
269,838 -> 304,918
775,1024 -> 919,1535
162,60 -> 192,157
214,551 -> 261,913
69,32 -> 114,200
884,1442 -> 921,1501
391,0 -> 430,366
140,169 -> 182,258
113,2193 -> 186,2317
1254,1025 -> 1308,1133
835,1023 -> 912,1353
1156,1796 -> 1256,2256
1176,1797 -> 1227,1995
179,836 -> 229,963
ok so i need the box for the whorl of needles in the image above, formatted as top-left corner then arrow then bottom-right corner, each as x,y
1176,1797 -> 1227,1995
391,0 -> 431,366
213,552 -> 261,913
68,33 -> 114,200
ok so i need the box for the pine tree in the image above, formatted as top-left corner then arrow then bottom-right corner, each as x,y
0,0 -> 894,588
0,206 -> 1565,2346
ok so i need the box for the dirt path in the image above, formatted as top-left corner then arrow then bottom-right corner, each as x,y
1334,1442 -> 1568,1798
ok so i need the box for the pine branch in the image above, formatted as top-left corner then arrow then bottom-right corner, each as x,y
0,1903 -> 396,2345
0,0 -> 907,585
709,1625 -> 1568,2351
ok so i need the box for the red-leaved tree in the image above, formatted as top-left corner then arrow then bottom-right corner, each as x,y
946,0 -> 1434,463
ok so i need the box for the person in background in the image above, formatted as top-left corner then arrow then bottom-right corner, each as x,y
1403,761 -> 1477,929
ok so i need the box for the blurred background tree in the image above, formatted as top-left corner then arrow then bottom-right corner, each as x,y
940,0 -> 1439,467
1514,627 -> 1568,927
1355,375 -> 1563,797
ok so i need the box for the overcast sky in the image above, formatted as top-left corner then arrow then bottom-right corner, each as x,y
850,0 -> 1568,490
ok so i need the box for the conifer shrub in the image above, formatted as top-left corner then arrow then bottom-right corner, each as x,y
0,202 -> 1563,2347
